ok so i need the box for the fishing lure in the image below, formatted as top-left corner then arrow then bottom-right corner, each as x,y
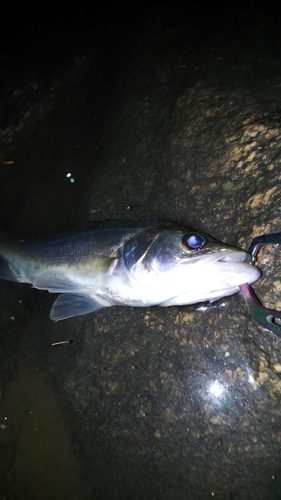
240,232 -> 281,337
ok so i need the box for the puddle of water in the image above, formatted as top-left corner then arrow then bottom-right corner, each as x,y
0,361 -> 85,500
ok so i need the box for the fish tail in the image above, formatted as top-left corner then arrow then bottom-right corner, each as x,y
0,231 -> 19,282
0,253 -> 18,281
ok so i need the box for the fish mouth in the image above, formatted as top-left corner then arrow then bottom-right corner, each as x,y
217,251 -> 246,263
215,250 -> 261,287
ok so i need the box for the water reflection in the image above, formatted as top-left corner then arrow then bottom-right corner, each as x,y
208,379 -> 225,398
201,360 -> 259,415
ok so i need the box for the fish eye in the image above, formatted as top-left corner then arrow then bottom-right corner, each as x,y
181,233 -> 206,250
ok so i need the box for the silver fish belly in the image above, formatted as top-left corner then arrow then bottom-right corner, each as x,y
0,221 -> 261,321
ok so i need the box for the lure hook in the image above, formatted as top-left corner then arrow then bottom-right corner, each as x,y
239,232 -> 281,337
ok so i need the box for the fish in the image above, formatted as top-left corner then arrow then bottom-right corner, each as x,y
0,220 -> 261,321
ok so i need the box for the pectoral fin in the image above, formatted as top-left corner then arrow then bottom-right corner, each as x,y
50,293 -> 109,321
